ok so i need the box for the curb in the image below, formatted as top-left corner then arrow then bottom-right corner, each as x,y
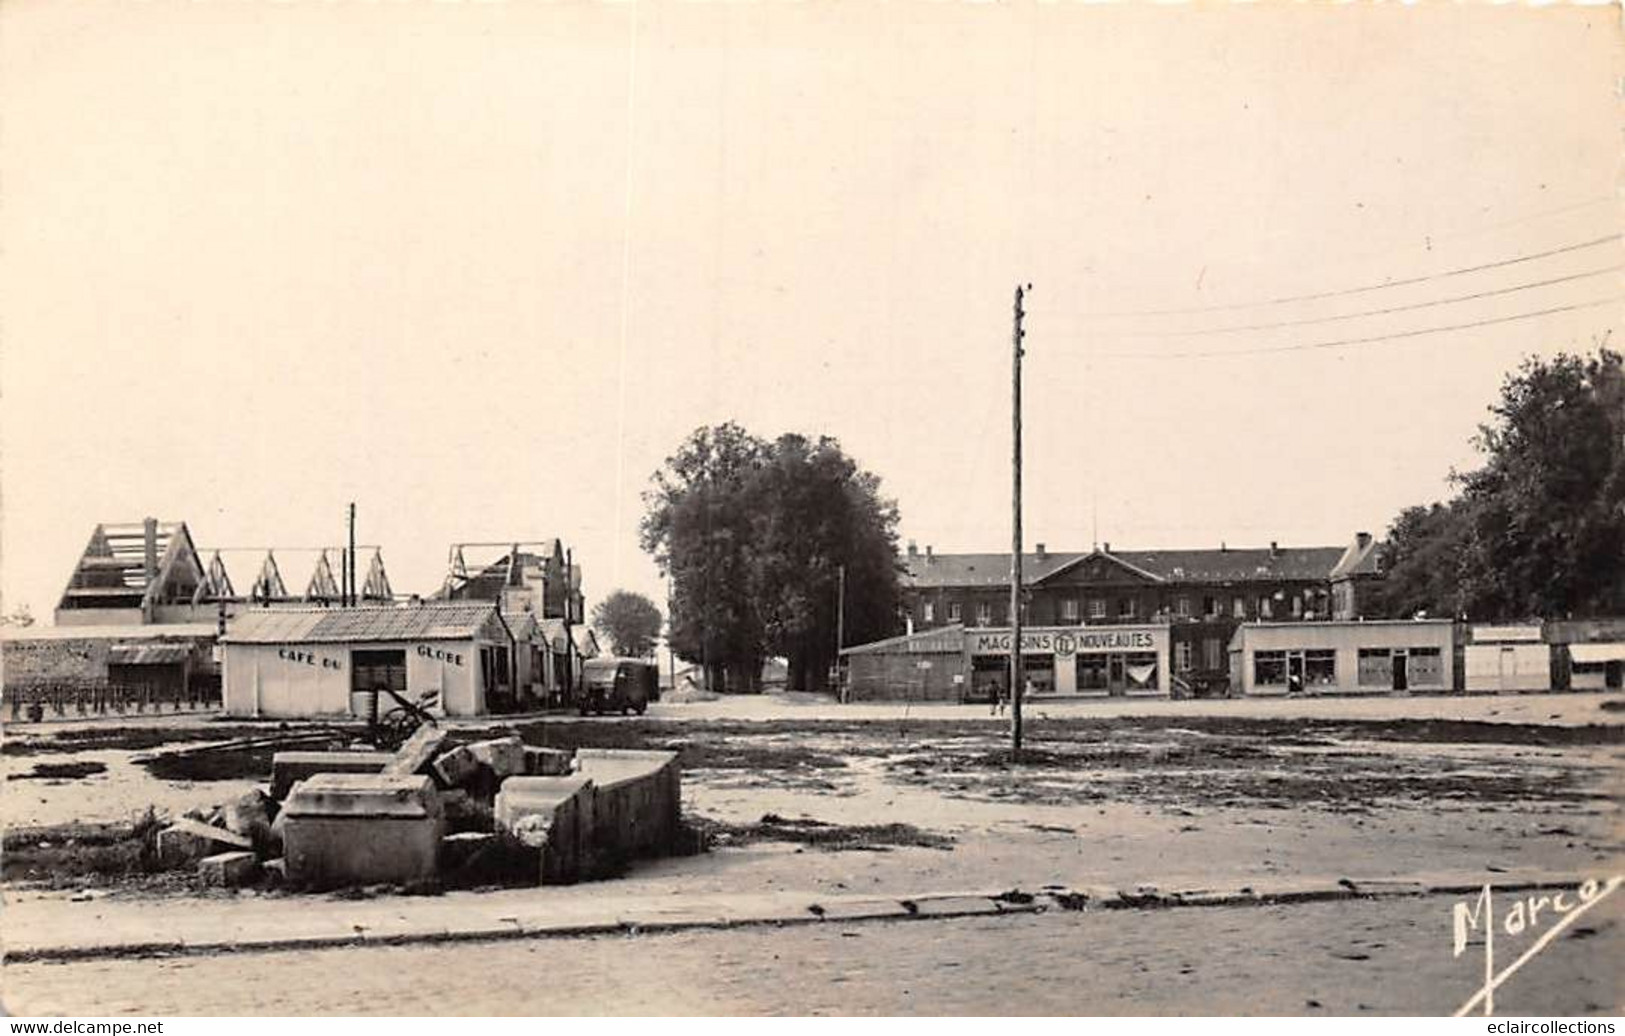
3,873 -> 1596,965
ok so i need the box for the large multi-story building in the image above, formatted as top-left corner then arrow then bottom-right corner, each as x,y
894,533 -> 1382,696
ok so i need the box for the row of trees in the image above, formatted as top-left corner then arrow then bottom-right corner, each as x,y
638,423 -> 903,693
1374,347 -> 1625,621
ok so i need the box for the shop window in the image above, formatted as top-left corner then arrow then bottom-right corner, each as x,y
1254,650 -> 1287,686
1023,656 -> 1056,695
1305,649 -> 1336,685
948,602 -> 962,622
1175,642 -> 1192,672
1062,598 -> 1079,621
1076,655 -> 1109,690
352,649 -> 407,699
1233,597 -> 1246,618
1358,648 -> 1393,687
975,602 -> 992,626
1409,647 -> 1443,686
1089,598 -> 1106,619
1125,652 -> 1158,689
1175,597 -> 1190,618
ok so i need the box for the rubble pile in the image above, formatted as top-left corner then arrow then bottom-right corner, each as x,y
151,728 -> 681,893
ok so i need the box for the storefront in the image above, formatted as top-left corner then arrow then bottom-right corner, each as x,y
1568,642 -> 1625,691
220,602 -> 514,718
964,625 -> 1171,698
1465,625 -> 1551,693
1228,619 -> 1456,696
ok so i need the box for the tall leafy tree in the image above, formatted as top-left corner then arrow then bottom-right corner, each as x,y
591,590 -> 664,658
640,423 -> 904,693
1377,347 -> 1625,621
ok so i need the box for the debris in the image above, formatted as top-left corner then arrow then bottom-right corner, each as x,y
466,737 -> 526,780
157,818 -> 252,868
431,745 -> 482,789
381,726 -> 449,778
222,789 -> 278,853
495,775 -> 595,884
270,751 -> 393,800
280,774 -> 444,890
522,745 -> 573,777
198,850 -> 259,888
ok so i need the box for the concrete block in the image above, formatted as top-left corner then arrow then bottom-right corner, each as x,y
157,818 -> 252,868
431,745 -> 482,788
575,749 -> 682,861
522,745 -> 573,776
198,850 -> 259,888
270,751 -> 392,800
495,775 -> 595,884
281,774 -> 445,889
906,895 -> 1005,918
467,737 -> 526,779
381,726 -> 449,778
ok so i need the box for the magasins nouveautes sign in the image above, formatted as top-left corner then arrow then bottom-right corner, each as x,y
968,629 -> 1160,656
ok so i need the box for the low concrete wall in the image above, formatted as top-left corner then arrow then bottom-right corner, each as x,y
574,749 -> 681,863
269,750 -> 393,800
280,774 -> 444,890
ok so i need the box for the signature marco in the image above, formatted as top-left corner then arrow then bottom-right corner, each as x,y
1452,874 -> 1623,1016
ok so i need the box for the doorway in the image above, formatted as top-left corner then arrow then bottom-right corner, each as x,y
1392,652 -> 1409,692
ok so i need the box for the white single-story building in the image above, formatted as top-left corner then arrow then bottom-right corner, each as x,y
221,602 -> 513,718
1228,619 -> 1456,696
1464,624 -> 1551,693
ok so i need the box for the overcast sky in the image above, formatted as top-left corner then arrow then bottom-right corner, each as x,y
2,2 -> 1621,626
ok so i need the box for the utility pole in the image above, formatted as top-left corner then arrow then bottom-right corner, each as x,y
1010,284 -> 1030,762
347,503 -> 357,607
835,564 -> 847,704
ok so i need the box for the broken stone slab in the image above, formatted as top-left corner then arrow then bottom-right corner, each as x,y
262,857 -> 287,889
495,775 -> 595,884
198,850 -> 259,888
157,818 -> 252,868
381,726 -> 449,778
280,773 -> 445,890
431,745 -> 482,789
522,745 -> 572,777
467,737 -> 525,779
904,895 -> 1007,918
574,749 -> 682,861
270,751 -> 393,800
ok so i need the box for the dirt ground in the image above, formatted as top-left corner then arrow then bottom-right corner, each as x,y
6,892 -> 1621,1016
3,693 -> 1621,902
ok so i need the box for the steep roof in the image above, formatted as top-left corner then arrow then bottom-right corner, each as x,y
905,544 -> 1354,589
222,603 -> 507,644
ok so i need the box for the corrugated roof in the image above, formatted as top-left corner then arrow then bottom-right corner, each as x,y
108,644 -> 193,664
904,545 -> 1353,588
0,623 -> 219,643
223,603 -> 504,644
842,624 -> 966,656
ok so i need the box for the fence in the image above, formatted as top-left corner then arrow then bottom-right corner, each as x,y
5,678 -> 221,721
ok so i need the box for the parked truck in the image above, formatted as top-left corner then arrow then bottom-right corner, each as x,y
576,657 -> 659,716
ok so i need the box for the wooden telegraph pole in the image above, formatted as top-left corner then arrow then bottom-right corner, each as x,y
835,564 -> 847,703
1010,284 -> 1029,762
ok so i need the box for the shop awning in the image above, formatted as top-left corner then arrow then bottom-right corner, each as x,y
108,644 -> 191,665
1569,643 -> 1625,665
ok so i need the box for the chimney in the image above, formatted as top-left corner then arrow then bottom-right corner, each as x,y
1102,542 -> 1110,553
1220,541 -> 1228,552
907,540 -> 918,558
1036,543 -> 1047,561
1355,531 -> 1372,551
1269,541 -> 1279,558
143,517 -> 159,580
925,545 -> 934,564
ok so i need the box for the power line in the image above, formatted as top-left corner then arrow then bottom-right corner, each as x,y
1077,232 -> 1623,319
1114,263 -> 1624,338
1097,294 -> 1624,360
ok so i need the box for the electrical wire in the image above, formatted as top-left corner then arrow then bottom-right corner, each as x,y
1096,295 -> 1624,360
1076,232 -> 1623,319
1114,263 -> 1624,338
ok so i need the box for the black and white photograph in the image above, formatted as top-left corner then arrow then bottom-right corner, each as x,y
1,0 -> 1622,1020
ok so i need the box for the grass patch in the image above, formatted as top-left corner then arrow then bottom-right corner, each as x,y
7,760 -> 108,781
691,812 -> 954,852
